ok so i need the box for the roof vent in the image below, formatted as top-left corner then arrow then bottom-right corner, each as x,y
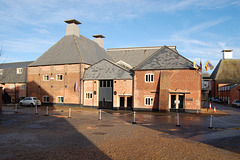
93,34 -> 105,48
64,19 -> 81,37
222,50 -> 233,59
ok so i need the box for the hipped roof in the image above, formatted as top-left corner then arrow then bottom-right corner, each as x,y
29,35 -> 114,67
210,59 -> 240,84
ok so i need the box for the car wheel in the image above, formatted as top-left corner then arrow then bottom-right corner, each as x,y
19,102 -> 22,106
30,103 -> 34,107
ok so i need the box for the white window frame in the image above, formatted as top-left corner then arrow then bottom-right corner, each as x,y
57,96 -> 64,103
145,97 -> 153,106
0,69 -> 3,75
145,73 -> 154,82
43,96 -> 49,103
10,84 -> 15,89
85,92 -> 93,99
56,74 -> 63,81
20,84 -> 25,90
43,75 -> 49,81
17,68 -> 23,74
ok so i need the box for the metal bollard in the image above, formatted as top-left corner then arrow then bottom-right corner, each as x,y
45,106 -> 49,116
68,108 -> 71,118
208,115 -> 213,129
14,104 -> 18,113
35,104 -> 38,115
132,111 -> 136,124
176,113 -> 180,127
98,109 -> 102,120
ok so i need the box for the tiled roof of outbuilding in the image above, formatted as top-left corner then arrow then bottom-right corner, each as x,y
210,59 -> 240,84
0,61 -> 33,83
134,46 -> 194,70
83,59 -> 132,80
29,35 -> 114,67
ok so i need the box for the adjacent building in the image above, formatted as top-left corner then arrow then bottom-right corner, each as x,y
0,61 -> 33,103
210,50 -> 240,104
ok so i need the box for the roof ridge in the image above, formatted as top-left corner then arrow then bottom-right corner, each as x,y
133,46 -> 165,70
73,35 -> 83,63
166,46 -> 194,67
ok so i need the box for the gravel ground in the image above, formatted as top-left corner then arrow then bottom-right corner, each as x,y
0,106 -> 240,160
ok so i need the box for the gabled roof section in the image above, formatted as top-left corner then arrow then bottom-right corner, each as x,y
83,59 -> 132,80
134,46 -> 194,70
29,35 -> 114,67
210,59 -> 240,84
108,46 -> 165,67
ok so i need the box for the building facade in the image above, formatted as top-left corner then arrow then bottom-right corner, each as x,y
2,19 -> 201,112
0,61 -> 33,103
210,50 -> 240,104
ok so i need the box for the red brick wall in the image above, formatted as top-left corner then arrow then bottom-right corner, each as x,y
231,85 -> 240,103
83,80 -> 98,107
134,69 -> 201,111
0,83 -> 27,103
27,64 -> 90,104
83,79 -> 133,108
113,79 -> 132,108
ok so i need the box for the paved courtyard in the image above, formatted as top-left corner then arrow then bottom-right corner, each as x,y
0,104 -> 239,159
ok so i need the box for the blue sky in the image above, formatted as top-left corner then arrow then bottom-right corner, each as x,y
0,0 -> 239,73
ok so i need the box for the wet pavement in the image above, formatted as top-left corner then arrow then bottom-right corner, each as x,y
105,103 -> 240,154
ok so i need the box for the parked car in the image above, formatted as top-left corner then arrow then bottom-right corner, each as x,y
232,100 -> 240,107
19,97 -> 41,106
211,97 -> 219,102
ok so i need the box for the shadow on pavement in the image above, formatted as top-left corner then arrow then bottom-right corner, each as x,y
0,105 -> 111,160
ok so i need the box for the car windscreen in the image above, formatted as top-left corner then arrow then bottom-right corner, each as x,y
33,98 -> 39,100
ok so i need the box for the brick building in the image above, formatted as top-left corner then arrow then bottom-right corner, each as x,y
27,19 -> 113,106
0,61 -> 33,103
2,19 -> 201,112
210,50 -> 240,104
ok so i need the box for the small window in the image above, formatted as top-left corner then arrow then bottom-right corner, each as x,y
0,69 -> 3,75
17,68 -> 23,74
57,96 -> 64,103
85,92 -> 93,99
43,96 -> 49,103
43,75 -> 49,81
145,97 -> 153,106
145,74 -> 154,82
10,84 -> 15,89
20,85 -> 25,90
56,74 -> 63,81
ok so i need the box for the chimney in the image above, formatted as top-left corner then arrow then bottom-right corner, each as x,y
93,34 -> 105,48
222,50 -> 233,59
64,19 -> 81,37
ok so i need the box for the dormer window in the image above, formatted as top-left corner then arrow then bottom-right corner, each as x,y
17,68 -> 23,74
0,69 -> 3,75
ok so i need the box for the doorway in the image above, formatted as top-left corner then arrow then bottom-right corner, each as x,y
170,94 -> 185,112
99,80 -> 113,109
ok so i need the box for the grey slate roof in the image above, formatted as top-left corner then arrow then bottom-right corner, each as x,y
108,46 -> 163,67
0,61 -> 33,83
83,59 -> 132,80
210,59 -> 240,84
134,46 -> 194,70
29,35 -> 114,67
